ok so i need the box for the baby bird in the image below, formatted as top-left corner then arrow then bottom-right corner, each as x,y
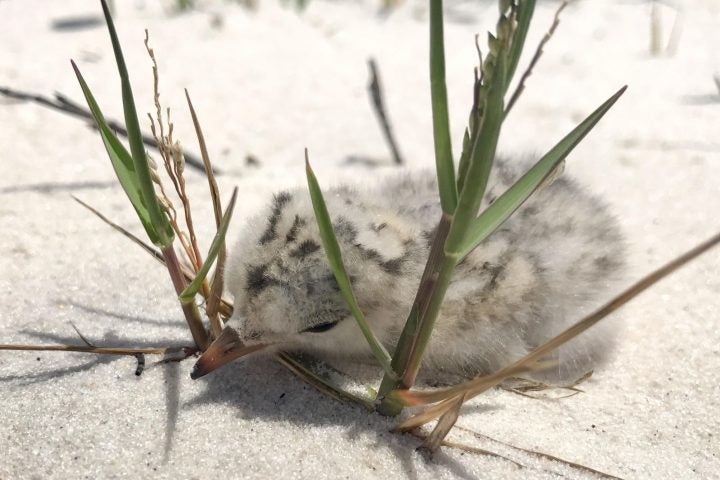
192,156 -> 625,383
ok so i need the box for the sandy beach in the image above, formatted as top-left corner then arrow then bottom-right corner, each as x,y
1,0 -> 719,478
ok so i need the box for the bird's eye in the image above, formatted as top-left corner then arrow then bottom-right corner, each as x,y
302,321 -> 339,333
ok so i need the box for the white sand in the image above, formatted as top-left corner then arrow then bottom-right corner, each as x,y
1,0 -> 719,478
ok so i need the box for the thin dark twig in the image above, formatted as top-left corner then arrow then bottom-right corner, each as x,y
367,58 -> 405,165
69,322 -> 96,347
72,195 -> 165,263
0,86 -> 215,174
504,1 -> 568,117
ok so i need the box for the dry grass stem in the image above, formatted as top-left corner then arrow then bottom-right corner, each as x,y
69,322 -> 95,347
0,344 -> 196,356
0,86 -> 211,173
144,31 -> 205,279
73,196 -> 233,319
72,196 -> 165,263
421,393 -> 465,451
501,370 -> 592,398
505,1 -> 568,117
394,395 -> 467,432
453,426 -> 622,479
275,354 -> 375,410
435,439 -> 526,469
409,429 -> 527,469
185,89 -> 225,337
395,230 -> 720,428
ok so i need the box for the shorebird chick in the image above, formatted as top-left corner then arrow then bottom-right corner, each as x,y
192,156 -> 626,383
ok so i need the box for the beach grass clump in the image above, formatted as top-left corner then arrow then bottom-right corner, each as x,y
2,0 -> 720,455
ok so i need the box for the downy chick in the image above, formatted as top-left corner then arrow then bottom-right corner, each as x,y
192,156 -> 625,383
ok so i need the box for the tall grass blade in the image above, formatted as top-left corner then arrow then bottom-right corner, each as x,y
179,188 -> 238,302
429,0 -> 457,214
70,62 -> 160,244
185,89 -> 224,336
99,0 -> 173,247
504,0 -> 536,95
444,52 -> 507,256
305,151 -> 397,380
456,85 -> 628,259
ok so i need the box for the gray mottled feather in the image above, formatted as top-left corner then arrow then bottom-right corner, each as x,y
226,155 -> 626,383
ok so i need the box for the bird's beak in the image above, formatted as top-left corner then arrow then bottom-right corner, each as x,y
190,327 -> 267,379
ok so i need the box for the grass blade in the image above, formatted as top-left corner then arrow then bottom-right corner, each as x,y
70,61 -> 160,244
443,49 -> 507,257
185,89 -> 224,336
179,188 -> 238,302
429,0 -> 457,214
99,0 -> 173,247
504,0 -> 536,95
305,151 -> 397,380
456,85 -> 628,259
276,353 -> 375,411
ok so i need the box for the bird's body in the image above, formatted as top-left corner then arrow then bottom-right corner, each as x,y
216,156 -> 625,383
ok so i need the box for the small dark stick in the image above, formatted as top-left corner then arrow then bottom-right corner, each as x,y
134,353 -> 146,376
367,58 -> 405,165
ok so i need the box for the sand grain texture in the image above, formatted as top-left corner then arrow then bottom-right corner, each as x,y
1,1 -> 718,478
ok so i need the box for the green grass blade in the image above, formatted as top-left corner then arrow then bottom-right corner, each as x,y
71,61 -> 159,244
504,0 -> 536,95
456,127 -> 473,194
277,353 -> 375,411
455,85 -> 628,259
100,0 -> 173,247
305,151 -> 397,380
429,0 -> 457,214
179,187 -> 238,302
444,51 -> 507,257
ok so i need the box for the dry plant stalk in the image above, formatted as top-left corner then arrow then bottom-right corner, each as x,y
0,86 -> 212,174
505,1 -> 567,116
185,89 -> 226,338
394,231 -> 720,439
144,31 -> 204,275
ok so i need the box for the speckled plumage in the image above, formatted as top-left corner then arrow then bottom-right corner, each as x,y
225,156 -> 626,382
